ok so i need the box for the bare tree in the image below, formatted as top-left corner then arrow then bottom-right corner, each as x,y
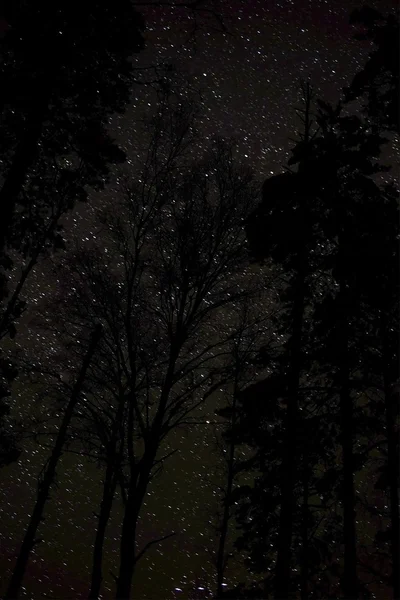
32,88 -> 258,597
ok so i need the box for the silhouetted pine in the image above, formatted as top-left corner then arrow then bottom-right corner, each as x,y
342,7 -> 399,592
219,367 -> 344,598
227,79 -> 397,599
346,178 -> 399,598
221,84 -> 335,599
303,98 -> 395,598
245,81 -> 329,599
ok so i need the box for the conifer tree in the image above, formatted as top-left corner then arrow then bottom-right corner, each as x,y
231,79 -> 397,599
246,81 -> 324,599
304,99 -> 393,598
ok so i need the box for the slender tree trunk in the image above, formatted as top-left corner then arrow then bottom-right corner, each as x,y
116,406 -> 171,598
115,465 -> 148,599
338,286 -> 358,600
88,463 -> 119,600
384,378 -> 400,600
89,390 -> 126,600
381,313 -> 400,600
216,378 -> 238,598
274,83 -> 313,600
5,325 -> 102,600
274,257 -> 306,600
215,454 -> 234,599
115,351 -> 179,598
339,357 -> 358,599
300,433 -> 309,600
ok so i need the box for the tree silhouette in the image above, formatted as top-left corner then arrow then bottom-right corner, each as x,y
4,325 -> 102,600
345,177 -> 399,598
108,137 -> 256,599
213,301 -> 268,598
245,81 -> 325,599
32,91 -> 258,596
342,7 -> 399,594
228,73 -> 398,599
86,88 -> 202,600
0,1 -> 145,254
308,98 -> 396,598
0,0 -> 145,476
26,87 -> 201,599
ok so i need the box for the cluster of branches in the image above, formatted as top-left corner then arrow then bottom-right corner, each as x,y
0,1 -> 238,598
2,78 -> 260,597
0,0 -> 225,470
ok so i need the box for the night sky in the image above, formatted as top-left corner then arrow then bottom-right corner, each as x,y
0,1 -> 398,599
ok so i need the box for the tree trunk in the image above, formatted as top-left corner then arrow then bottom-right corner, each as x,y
216,378 -> 238,598
300,433 -> 309,600
89,390 -> 125,600
274,85 -> 312,599
385,379 -> 400,600
339,375 -> 358,599
88,463 -> 119,599
274,258 -> 306,600
381,312 -> 400,600
4,325 -> 102,600
215,452 -> 234,599
115,351 -> 179,598
338,289 -> 358,600
115,467 -> 147,600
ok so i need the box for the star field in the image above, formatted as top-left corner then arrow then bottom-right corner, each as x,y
0,1 -> 398,599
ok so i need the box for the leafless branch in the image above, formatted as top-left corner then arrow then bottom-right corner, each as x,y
134,531 -> 176,565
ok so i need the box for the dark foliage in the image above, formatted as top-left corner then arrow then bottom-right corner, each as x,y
344,5 -> 399,133
221,69 -> 399,598
0,0 -> 145,472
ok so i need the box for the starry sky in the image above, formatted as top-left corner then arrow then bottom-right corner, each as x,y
0,1 -> 398,599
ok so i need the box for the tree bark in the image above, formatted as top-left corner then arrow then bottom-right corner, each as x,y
385,379 -> 400,600
382,312 -> 400,600
115,330 -> 183,598
89,389 -> 126,600
115,464 -> 148,599
4,325 -> 102,600
338,286 -> 359,600
88,463 -> 119,599
274,257 -> 306,600
215,377 -> 238,598
272,84 -> 314,600
300,433 -> 309,600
